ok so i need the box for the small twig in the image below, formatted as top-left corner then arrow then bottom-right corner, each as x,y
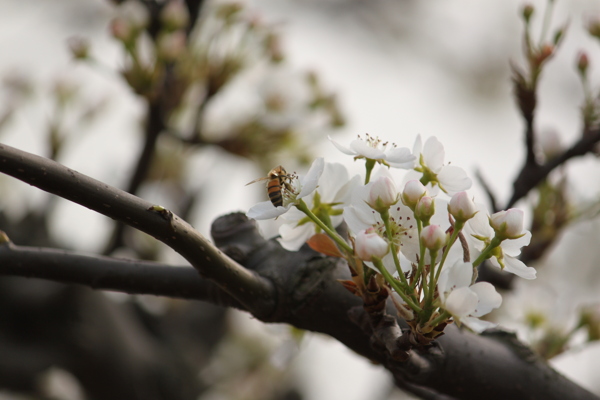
474,169 -> 499,213
507,128 -> 600,208
0,238 -> 242,308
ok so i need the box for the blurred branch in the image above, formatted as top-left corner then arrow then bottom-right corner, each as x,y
507,127 -> 600,208
474,168 -> 499,213
0,143 -> 276,319
103,0 -> 206,254
0,239 -> 241,308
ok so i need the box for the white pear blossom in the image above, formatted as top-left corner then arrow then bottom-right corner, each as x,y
490,208 -> 526,240
415,195 -> 435,222
277,162 -> 360,250
329,134 -> 415,168
344,171 -> 419,268
467,205 -> 536,280
367,176 -> 399,211
247,157 -> 324,221
401,180 -> 427,210
413,135 -> 472,195
448,191 -> 477,223
420,224 -> 447,251
355,228 -> 389,261
438,260 -> 502,332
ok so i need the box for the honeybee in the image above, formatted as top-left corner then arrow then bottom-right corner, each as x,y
246,166 -> 294,207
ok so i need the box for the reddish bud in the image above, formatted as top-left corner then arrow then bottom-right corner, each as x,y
577,51 -> 590,78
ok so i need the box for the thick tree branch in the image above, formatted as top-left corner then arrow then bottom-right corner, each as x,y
0,143 -> 275,318
213,213 -> 599,400
0,239 -> 241,308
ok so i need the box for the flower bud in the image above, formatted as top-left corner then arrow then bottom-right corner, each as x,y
577,51 -> 590,78
490,209 -> 526,240
367,176 -> 398,212
157,30 -> 187,61
539,128 -> 563,161
355,228 -> 389,262
538,44 -> 554,64
401,180 -> 426,210
121,0 -> 150,31
448,192 -> 477,223
110,17 -> 133,42
522,4 -> 534,23
161,0 -> 190,31
420,224 -> 447,251
415,196 -> 435,224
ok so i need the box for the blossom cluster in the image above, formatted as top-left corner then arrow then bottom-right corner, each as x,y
246,134 -> 535,337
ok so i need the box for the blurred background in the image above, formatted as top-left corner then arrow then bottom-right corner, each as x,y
1,0 -> 600,399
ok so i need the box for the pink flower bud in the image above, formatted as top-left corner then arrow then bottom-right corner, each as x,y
401,180 -> 426,210
415,196 -> 435,223
367,176 -> 398,211
420,224 -> 447,251
490,209 -> 526,240
355,228 -> 389,261
448,192 -> 477,222
110,17 -> 132,41
157,30 -> 187,61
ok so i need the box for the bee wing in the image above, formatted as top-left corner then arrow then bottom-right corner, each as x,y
245,176 -> 269,186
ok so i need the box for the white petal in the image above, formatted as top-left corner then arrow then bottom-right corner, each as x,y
438,261 -> 473,303
438,165 -> 472,194
398,233 -> 421,264
349,139 -> 386,159
503,255 -> 537,280
461,316 -> 497,333
298,158 -> 324,198
466,204 -> 493,238
343,204 -> 376,233
247,201 -> 289,220
319,163 -> 349,201
469,282 -> 502,317
422,136 -> 445,172
328,136 -> 356,156
412,135 -> 423,156
278,223 -> 315,251
334,174 -> 361,204
385,147 -> 416,169
500,230 -> 532,256
445,287 -> 478,318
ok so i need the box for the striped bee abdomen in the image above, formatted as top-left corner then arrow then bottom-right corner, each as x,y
267,178 -> 284,207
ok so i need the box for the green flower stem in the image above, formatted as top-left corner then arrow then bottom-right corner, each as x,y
364,158 -> 376,184
424,249 -> 439,313
412,221 -> 428,295
409,220 -> 423,291
372,258 -> 421,313
380,209 -> 411,291
295,199 -> 352,254
435,226 -> 461,283
472,236 -> 502,267
426,310 -> 451,330
315,208 -> 335,232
